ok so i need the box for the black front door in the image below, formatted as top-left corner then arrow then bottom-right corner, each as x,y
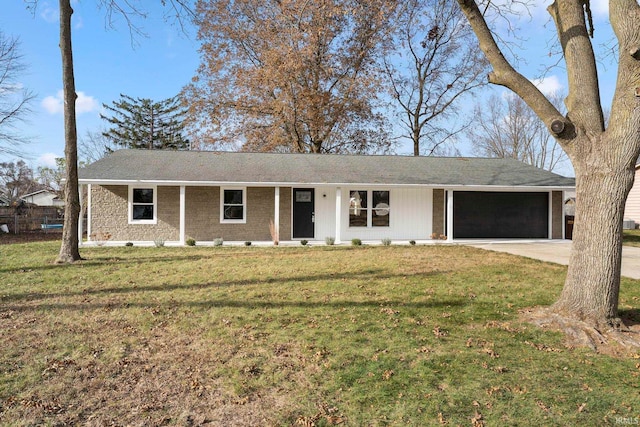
293,188 -> 315,239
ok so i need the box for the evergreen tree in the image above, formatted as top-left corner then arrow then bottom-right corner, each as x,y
101,94 -> 190,150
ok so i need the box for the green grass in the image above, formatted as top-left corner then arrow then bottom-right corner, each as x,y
624,229 -> 640,247
0,242 -> 639,425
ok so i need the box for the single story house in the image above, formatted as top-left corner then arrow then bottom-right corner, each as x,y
20,190 -> 64,207
77,150 -> 575,245
624,163 -> 640,228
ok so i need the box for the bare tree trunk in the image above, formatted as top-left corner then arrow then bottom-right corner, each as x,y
455,1 -> 640,346
554,157 -> 635,328
56,0 -> 81,263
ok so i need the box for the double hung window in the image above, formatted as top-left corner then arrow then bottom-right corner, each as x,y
221,188 -> 246,223
129,187 -> 156,224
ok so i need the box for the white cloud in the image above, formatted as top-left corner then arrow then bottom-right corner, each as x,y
37,153 -> 61,168
41,90 -> 99,115
40,2 -> 58,23
532,75 -> 563,97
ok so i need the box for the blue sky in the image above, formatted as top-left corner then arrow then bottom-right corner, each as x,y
1,0 -> 615,177
2,1 -> 200,167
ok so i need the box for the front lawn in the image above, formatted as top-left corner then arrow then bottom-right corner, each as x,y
624,229 -> 640,247
0,242 -> 638,425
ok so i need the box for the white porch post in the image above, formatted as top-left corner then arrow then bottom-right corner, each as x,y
274,187 -> 280,240
335,187 -> 342,244
548,191 -> 553,240
446,190 -> 454,242
78,184 -> 85,245
179,186 -> 186,245
562,190 -> 566,240
86,184 -> 92,242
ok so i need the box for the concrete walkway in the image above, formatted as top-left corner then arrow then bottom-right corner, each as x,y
468,241 -> 640,280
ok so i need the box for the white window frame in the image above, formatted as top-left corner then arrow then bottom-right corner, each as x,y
128,185 -> 157,225
220,187 -> 247,224
348,189 -> 390,228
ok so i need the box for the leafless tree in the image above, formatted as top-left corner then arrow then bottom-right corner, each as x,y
0,160 -> 42,204
184,0 -> 398,154
0,31 -> 36,157
469,93 -> 568,172
385,0 -> 487,156
457,0 -> 640,348
25,0 -> 194,263
78,129 -> 118,164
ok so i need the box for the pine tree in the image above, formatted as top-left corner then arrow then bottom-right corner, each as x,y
101,94 -> 190,150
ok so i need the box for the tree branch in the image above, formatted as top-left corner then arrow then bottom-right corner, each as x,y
456,0 -> 572,140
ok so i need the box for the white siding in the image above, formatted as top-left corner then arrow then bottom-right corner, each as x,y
314,186 -> 337,241
339,187 -> 431,241
625,168 -> 640,223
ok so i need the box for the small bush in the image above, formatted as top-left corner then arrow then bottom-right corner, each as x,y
300,240 -> 308,246
186,238 -> 196,246
154,238 -> 165,248
325,236 -> 335,246
125,242 -> 133,247
244,241 -> 252,246
214,238 -> 224,247
91,230 -> 112,247
409,240 -> 416,246
351,238 -> 362,246
381,238 -> 392,246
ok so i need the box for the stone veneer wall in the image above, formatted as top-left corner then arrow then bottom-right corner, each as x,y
432,189 -> 445,237
185,186 -> 292,242
90,185 -> 180,241
552,190 -> 563,239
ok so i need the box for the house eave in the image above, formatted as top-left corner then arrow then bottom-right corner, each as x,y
77,178 -> 573,191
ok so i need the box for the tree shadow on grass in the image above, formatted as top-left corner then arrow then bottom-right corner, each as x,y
1,296 -> 468,313
0,253 -> 214,274
0,268 -> 454,305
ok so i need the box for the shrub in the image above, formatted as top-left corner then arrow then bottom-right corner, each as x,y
381,238 -> 392,246
244,241 -> 252,246
300,240 -> 308,246
351,238 -> 362,246
186,238 -> 196,246
409,240 -> 416,246
214,237 -> 224,247
125,242 -> 133,247
325,236 -> 335,246
154,238 -> 165,248
90,230 -> 112,247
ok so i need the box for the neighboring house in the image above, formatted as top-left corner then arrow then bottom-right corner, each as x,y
625,164 -> 640,228
20,190 -> 64,207
0,194 -> 9,207
77,150 -> 575,245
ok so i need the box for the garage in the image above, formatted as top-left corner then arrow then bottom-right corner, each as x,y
453,191 -> 549,239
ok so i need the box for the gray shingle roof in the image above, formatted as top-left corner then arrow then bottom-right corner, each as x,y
78,150 -> 575,188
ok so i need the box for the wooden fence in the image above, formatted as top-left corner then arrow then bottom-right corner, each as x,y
0,206 -> 64,234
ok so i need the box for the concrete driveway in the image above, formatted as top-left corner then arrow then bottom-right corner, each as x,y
468,241 -> 640,280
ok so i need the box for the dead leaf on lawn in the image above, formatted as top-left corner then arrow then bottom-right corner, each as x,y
380,307 -> 399,316
471,410 -> 484,427
433,326 -> 448,338
325,415 -> 346,425
578,403 -> 587,413
382,370 -> 394,380
536,400 -> 550,412
524,341 -> 561,353
437,412 -> 447,424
